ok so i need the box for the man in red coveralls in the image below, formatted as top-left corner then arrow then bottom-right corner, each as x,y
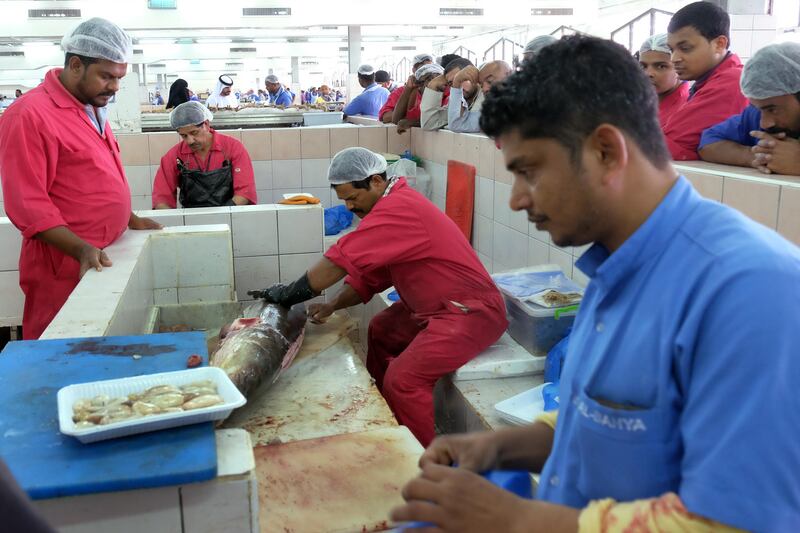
0,18 -> 161,339
248,147 -> 508,446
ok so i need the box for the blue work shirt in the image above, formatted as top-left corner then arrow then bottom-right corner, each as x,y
343,83 -> 390,117
269,87 -> 293,107
698,104 -> 761,150
537,176 -> 800,532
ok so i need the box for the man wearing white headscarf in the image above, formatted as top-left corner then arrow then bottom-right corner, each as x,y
700,41 -> 800,175
0,17 -> 162,340
205,74 -> 239,109
152,101 -> 256,208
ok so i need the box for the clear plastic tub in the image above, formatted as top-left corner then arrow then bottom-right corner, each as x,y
504,295 -> 576,356
58,367 -> 246,444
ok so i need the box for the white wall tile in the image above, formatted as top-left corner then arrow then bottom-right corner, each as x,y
432,195 -> 446,212
252,160 -> 273,190
730,14 -> 753,30
183,208 -> 231,228
493,181 -> 512,227
301,158 -> 332,188
178,284 -> 234,304
256,190 -> 272,205
137,211 -> 184,227
231,207 -> 279,257
154,287 -> 178,305
475,176 -> 494,219
150,234 -> 179,289
131,196 -> 152,211
277,206 -> 323,254
730,30 -> 753,59
473,215 -> 493,256
752,14 -> 776,30
476,252 -> 492,274
279,252 -> 323,283
176,231 -> 234,288
0,224 -> 22,271
508,207 -> 528,234
125,165 -> 152,197
234,255 -> 279,301
492,222 -> 528,270
0,271 -> 24,323
528,221 -> 550,244
527,237 -> 549,267
426,161 -> 447,199
750,29 -> 777,56
573,243 -> 592,258
549,247 -> 574,278
272,160 -> 302,189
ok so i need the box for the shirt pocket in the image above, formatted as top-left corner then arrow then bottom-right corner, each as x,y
573,390 -> 681,502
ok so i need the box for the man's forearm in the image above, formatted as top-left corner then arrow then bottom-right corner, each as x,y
329,283 -> 363,310
494,422 -> 555,473
392,88 -> 414,123
306,257 -> 347,293
698,141 -> 754,167
34,226 -> 90,260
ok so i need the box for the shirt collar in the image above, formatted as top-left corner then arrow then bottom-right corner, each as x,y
689,52 -> 731,97
43,68 -> 92,111
363,82 -> 379,92
576,176 -> 697,288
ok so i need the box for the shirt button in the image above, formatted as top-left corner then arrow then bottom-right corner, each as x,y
596,322 -> 605,332
550,475 -> 560,487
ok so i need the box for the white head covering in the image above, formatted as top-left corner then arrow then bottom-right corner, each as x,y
61,17 -> 132,64
639,33 -> 671,55
413,53 -> 434,67
205,74 -> 239,108
523,35 -> 558,58
415,63 -> 444,81
741,41 -> 800,100
357,64 -> 375,76
170,101 -> 214,129
265,74 -> 280,84
328,147 -> 388,185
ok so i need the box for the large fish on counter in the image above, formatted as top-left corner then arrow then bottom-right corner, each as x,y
210,302 -> 307,399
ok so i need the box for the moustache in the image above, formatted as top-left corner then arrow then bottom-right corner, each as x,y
763,126 -> 800,138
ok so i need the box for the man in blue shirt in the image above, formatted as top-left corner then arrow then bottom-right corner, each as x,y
391,35 -> 800,533
265,74 -> 293,107
699,42 -> 800,175
343,64 -> 390,118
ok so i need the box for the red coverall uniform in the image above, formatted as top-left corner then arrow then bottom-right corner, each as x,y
325,178 -> 508,445
0,69 -> 131,339
658,81 -> 690,129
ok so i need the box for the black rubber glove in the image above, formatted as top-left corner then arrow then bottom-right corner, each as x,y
247,272 -> 317,307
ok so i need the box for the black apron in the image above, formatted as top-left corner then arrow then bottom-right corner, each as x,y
177,154 -> 234,208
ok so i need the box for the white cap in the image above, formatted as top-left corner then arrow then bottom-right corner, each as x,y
265,74 -> 280,84
741,41 -> 800,99
170,101 -> 214,129
328,147 -> 388,185
413,53 -> 434,66
523,35 -> 557,57
639,33 -> 671,55
61,17 -> 132,64
357,64 -> 375,76
414,63 -> 444,81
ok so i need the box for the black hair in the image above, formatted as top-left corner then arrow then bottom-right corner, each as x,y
439,54 -> 462,69
375,70 -> 391,83
333,171 -> 388,190
64,53 -> 99,69
667,1 -> 730,47
480,35 -> 670,169
358,73 -> 376,83
444,57 -> 473,74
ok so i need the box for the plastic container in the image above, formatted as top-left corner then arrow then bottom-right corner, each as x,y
302,111 -> 343,126
504,295 -> 576,356
57,367 -> 246,444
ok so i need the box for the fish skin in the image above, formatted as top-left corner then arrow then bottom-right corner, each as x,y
211,302 -> 306,399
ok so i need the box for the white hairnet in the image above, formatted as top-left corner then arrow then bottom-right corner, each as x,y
357,64 -> 375,76
328,147 -> 388,185
170,101 -> 214,129
413,53 -> 434,66
265,74 -> 280,84
741,41 -> 800,100
61,17 -> 132,64
415,63 -> 444,81
523,35 -> 557,56
639,33 -> 671,55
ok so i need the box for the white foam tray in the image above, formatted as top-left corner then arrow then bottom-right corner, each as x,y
57,367 -> 246,444
454,333 -> 545,381
494,383 -> 549,426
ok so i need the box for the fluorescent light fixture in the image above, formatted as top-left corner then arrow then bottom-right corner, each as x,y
197,38 -> 233,44
137,38 -> 171,44
24,41 -> 56,47
308,37 -> 342,43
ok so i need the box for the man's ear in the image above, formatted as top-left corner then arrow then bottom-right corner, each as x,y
712,35 -> 729,56
587,124 -> 628,187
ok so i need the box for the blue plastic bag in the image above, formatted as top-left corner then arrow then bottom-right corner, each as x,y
544,329 -> 570,385
324,205 -> 353,236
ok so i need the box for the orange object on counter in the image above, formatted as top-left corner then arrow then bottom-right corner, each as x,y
445,160 -> 476,241
279,195 -> 321,205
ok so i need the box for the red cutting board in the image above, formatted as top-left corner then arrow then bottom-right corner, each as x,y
255,426 -> 424,533
445,160 -> 476,241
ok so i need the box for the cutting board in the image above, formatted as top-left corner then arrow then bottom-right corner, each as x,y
255,426 -> 423,533
454,332 -> 545,381
0,333 -> 217,499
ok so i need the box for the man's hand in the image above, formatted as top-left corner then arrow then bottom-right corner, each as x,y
419,431 -> 501,472
390,464 -> 541,533
397,118 -> 412,134
750,130 -> 800,175
405,75 -> 416,90
78,244 -> 112,278
427,74 -> 447,92
454,65 -> 479,95
128,213 -> 164,230
307,302 -> 335,324
246,273 -> 316,308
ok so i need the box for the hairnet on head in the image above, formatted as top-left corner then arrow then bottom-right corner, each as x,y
741,42 -> 800,100
413,53 -> 434,66
415,63 -> 444,81
265,74 -> 280,84
523,35 -> 557,56
639,33 -> 671,55
328,147 -> 388,185
61,17 -> 132,64
358,64 -> 375,76
170,101 -> 214,129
